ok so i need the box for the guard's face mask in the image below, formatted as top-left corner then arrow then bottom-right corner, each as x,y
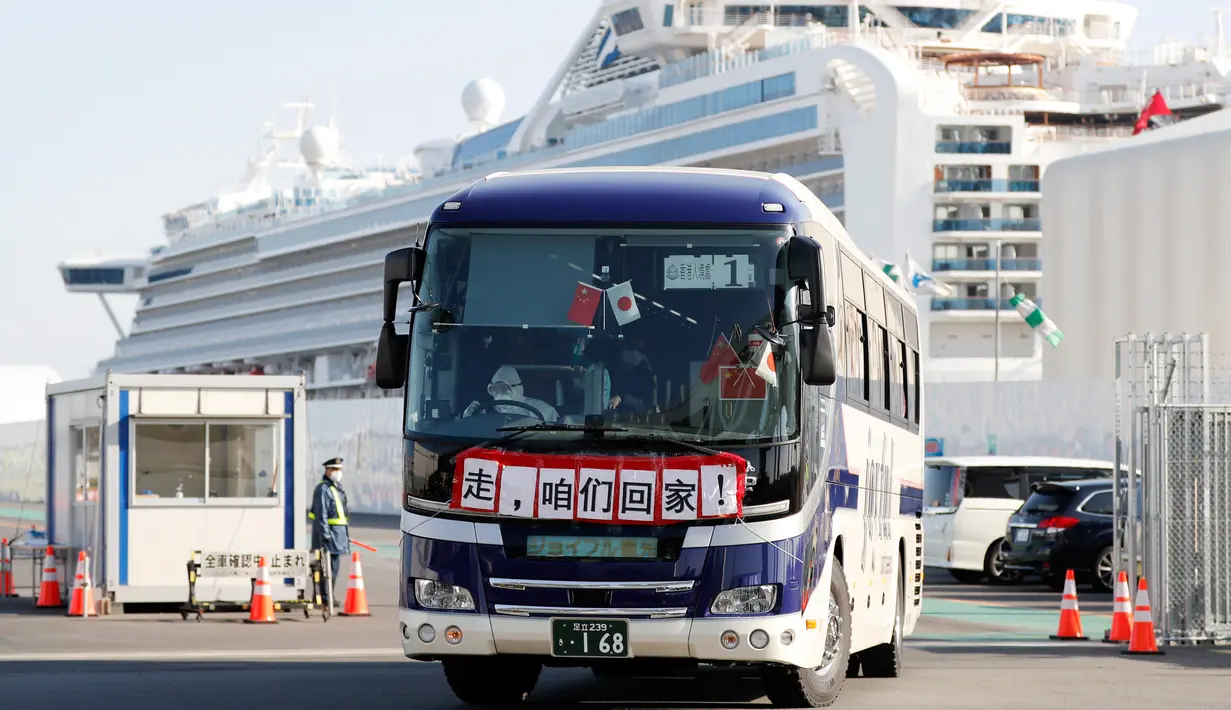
330,470 -> 344,483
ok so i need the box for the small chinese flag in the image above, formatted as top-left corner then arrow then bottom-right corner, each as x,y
701,334 -> 741,384
567,282 -> 603,326
719,366 -> 767,400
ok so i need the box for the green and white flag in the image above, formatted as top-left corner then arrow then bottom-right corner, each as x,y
1009,292 -> 1064,347
874,258 -> 902,285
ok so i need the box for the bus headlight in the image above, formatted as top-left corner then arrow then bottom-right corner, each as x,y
710,584 -> 778,615
413,579 -> 476,611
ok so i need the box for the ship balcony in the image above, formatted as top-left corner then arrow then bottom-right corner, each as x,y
932,218 -> 1040,233
933,179 -> 1039,195
930,297 -> 1042,316
931,258 -> 1041,273
935,141 -> 1011,155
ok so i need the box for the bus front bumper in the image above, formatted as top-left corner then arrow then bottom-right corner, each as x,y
399,608 -> 823,667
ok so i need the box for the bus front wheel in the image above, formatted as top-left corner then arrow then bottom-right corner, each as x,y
762,559 -> 851,708
442,656 -> 542,706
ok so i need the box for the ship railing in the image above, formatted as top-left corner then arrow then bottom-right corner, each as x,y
1029,125 -> 1136,142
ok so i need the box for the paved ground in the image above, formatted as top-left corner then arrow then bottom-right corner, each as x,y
3,514 -> 1230,709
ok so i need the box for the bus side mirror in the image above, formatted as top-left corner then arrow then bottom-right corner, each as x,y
382,247 -> 425,323
374,247 -> 424,390
375,324 -> 409,390
786,237 -> 837,387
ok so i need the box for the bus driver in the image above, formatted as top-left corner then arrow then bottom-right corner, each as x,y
461,366 -> 560,422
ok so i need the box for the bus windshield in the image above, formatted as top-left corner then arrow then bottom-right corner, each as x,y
403,226 -> 800,445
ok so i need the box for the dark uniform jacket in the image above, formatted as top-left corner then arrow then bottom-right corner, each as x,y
309,476 -> 350,554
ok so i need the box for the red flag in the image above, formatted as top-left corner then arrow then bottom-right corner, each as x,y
567,282 -> 603,326
701,334 -> 741,384
719,366 -> 767,400
1133,91 -> 1176,135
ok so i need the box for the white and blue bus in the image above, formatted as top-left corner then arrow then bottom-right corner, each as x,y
374,167 -> 924,708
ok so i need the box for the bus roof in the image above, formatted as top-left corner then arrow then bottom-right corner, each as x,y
925,455 -> 1116,469
430,167 -> 814,226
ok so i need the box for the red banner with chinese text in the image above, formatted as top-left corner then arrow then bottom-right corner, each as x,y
449,448 -> 748,524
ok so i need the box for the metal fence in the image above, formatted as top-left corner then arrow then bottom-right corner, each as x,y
1113,332 -> 1231,645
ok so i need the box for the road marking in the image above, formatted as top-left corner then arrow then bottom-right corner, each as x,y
908,639 -> 1103,649
926,595 -> 1112,617
0,647 -> 408,662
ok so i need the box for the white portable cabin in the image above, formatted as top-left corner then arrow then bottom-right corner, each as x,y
45,373 -> 308,607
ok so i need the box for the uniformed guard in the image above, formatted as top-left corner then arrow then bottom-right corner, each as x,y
309,457 -> 350,605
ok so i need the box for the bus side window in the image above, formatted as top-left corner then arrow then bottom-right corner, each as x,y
870,322 -> 888,413
844,302 -> 869,403
901,337 -> 910,418
911,348 -> 921,424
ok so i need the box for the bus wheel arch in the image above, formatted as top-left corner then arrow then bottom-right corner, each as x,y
763,556 -> 852,707
857,541 -> 905,678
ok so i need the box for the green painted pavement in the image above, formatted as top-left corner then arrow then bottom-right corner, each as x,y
921,596 -> 1110,639
0,504 -> 43,522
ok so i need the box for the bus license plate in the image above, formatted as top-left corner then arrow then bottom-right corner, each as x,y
550,619 -> 630,658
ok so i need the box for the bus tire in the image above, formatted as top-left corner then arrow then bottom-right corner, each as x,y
762,558 -> 851,708
858,560 -> 904,678
442,656 -> 542,706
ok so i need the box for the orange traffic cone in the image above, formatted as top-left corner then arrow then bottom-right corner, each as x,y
66,550 -> 97,617
1103,570 -> 1132,644
244,556 -> 277,624
1049,569 -> 1087,640
1123,577 -> 1165,655
35,546 -> 62,608
339,551 -> 370,617
0,538 -> 14,597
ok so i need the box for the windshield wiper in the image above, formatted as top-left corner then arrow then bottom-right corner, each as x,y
450,422 -> 627,463
495,422 -> 627,435
607,431 -> 725,457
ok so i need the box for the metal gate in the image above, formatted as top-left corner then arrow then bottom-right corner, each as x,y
1112,333 -> 1231,644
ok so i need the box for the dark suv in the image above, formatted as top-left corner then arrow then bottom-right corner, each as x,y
1002,479 -> 1117,593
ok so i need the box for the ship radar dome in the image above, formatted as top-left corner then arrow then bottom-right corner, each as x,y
300,125 -> 339,166
461,78 -> 506,128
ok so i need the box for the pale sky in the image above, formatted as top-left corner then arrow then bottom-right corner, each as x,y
0,0 -> 1207,380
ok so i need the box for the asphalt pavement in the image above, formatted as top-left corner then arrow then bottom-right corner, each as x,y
2,515 -> 1230,709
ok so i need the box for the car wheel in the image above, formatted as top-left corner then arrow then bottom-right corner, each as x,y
1091,546 -> 1114,593
985,539 -> 1022,585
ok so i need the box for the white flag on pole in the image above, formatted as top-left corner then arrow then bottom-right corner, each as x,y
905,253 -> 956,297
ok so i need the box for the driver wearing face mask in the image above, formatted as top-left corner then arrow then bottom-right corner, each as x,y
462,366 -> 560,422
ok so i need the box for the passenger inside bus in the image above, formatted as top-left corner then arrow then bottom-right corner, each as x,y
461,366 -> 561,422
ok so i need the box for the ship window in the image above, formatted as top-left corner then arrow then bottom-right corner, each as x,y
65,267 -> 126,286
663,3 -> 674,26
895,6 -> 974,28
981,13 -> 1075,36
612,7 -> 645,34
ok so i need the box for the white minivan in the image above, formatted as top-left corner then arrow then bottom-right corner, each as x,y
922,456 -> 1116,584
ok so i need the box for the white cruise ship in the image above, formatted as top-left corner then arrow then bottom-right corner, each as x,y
63,0 -> 1228,394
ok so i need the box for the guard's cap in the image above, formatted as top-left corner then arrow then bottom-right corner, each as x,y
323,457 -> 344,469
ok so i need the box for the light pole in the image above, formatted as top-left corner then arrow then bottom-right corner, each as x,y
993,238 -> 1002,382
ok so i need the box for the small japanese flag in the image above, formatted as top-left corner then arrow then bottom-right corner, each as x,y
607,280 -> 641,326
754,341 -> 777,387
